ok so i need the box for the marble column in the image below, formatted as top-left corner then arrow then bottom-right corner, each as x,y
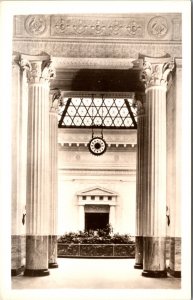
22,55 -> 55,276
48,92 -> 59,269
167,58 -> 181,277
140,56 -> 174,278
134,100 -> 145,269
11,58 -> 26,275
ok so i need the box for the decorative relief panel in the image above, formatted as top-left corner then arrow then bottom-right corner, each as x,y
13,14 -> 181,60
13,14 -> 181,41
50,16 -> 144,38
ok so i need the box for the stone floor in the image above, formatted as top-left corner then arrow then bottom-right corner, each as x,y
12,258 -> 180,289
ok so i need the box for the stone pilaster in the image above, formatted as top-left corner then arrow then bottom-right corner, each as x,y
48,90 -> 60,269
23,55 -> 55,276
140,56 -> 174,278
134,99 -> 145,269
78,205 -> 85,231
109,205 -> 116,230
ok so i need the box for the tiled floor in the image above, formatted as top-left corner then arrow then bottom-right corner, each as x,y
12,258 -> 181,289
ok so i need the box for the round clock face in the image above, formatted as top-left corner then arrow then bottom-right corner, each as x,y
88,137 -> 107,156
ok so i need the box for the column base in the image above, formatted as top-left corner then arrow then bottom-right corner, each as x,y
48,235 -> 58,269
11,235 -> 26,276
143,236 -> 166,275
26,235 -> 49,276
11,266 -> 25,276
169,237 -> 181,278
134,263 -> 143,269
142,270 -> 167,278
48,262 -> 58,269
24,269 -> 50,277
167,268 -> 181,278
134,236 -> 143,269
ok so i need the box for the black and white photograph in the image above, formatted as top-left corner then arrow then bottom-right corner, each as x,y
0,1 -> 191,300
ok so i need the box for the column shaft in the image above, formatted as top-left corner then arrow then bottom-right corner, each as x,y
142,86 -> 167,278
134,104 -> 145,269
167,59 -> 181,277
139,56 -> 174,278
48,104 -> 59,269
23,56 -> 55,276
11,62 -> 26,275
25,82 -> 50,276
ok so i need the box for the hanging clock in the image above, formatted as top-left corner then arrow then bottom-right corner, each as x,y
88,136 -> 107,156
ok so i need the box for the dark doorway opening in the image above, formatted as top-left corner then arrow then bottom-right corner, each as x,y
85,213 -> 109,231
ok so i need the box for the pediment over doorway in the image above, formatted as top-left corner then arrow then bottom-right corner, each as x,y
76,186 -> 118,196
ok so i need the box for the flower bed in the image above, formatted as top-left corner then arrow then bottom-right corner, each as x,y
57,243 -> 135,258
57,229 -> 135,258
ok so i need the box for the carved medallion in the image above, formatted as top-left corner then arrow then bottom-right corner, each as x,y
148,16 -> 168,38
73,20 -> 88,34
108,21 -> 124,35
54,18 -> 69,33
25,15 -> 47,35
91,20 -> 106,35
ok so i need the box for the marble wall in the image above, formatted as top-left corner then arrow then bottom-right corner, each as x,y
58,129 -> 136,236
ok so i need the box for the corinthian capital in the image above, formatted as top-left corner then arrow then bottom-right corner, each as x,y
50,89 -> 62,112
140,57 -> 175,90
19,54 -> 56,84
18,57 -> 32,72
132,99 -> 145,116
41,59 -> 56,82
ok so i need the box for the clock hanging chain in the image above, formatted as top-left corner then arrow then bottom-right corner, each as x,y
101,94 -> 104,139
91,94 -> 94,138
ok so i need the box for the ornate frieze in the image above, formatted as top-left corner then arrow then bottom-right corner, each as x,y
14,14 -> 181,41
51,16 -> 144,38
13,40 -> 182,60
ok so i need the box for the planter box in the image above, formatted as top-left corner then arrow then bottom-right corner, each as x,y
58,243 -> 135,258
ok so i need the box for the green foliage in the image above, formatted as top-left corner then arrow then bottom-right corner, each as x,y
58,226 -> 134,244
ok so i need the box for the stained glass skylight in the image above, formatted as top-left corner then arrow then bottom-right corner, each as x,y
58,97 -> 137,129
